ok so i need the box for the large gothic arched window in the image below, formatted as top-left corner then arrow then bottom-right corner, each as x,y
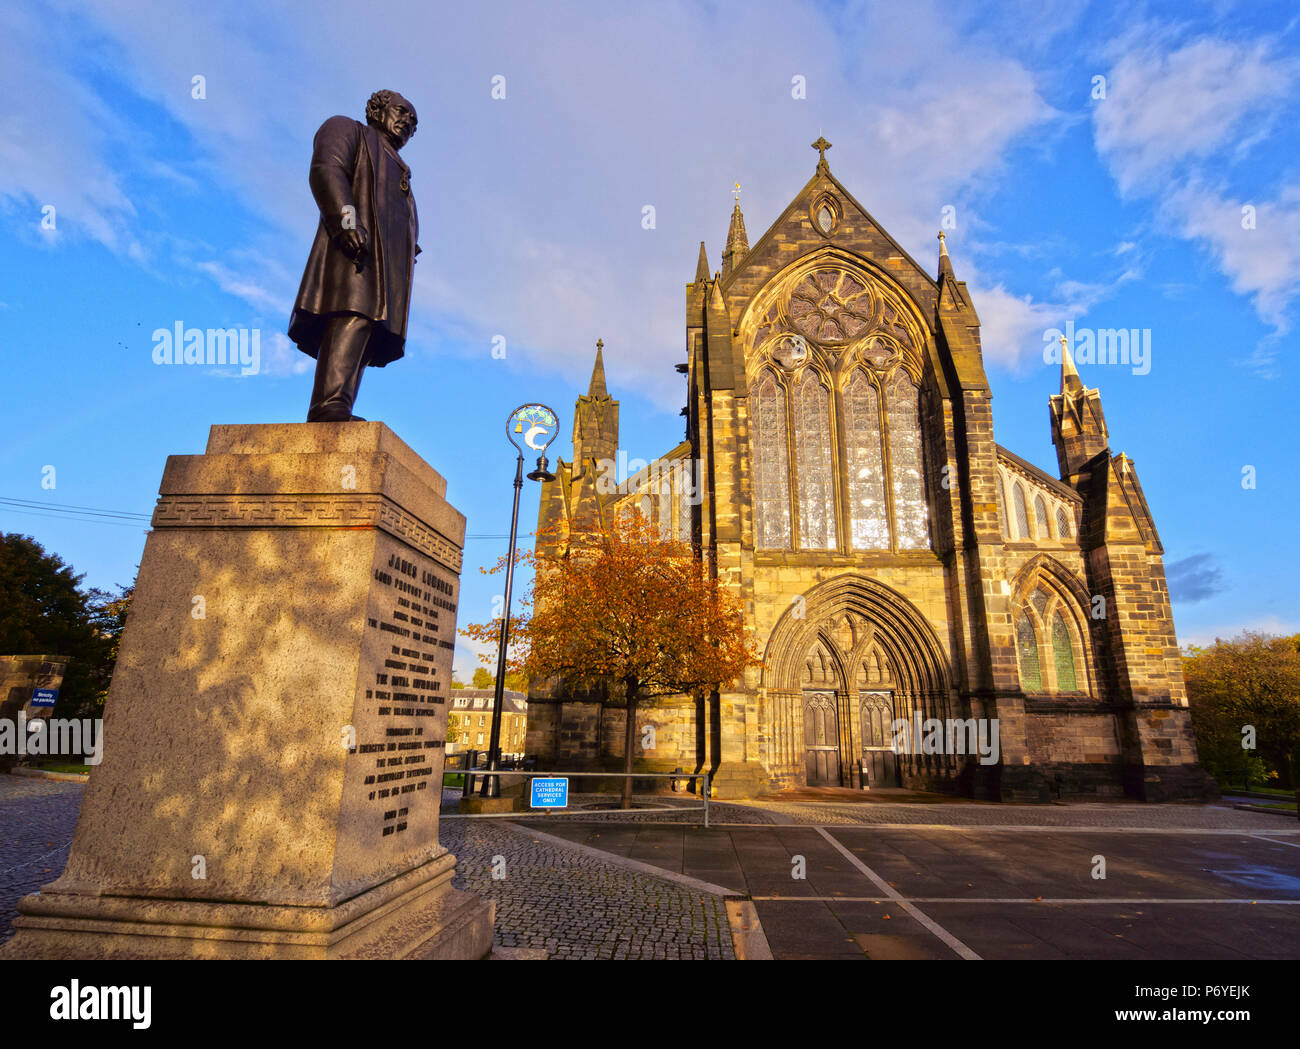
887,373 -> 929,549
795,372 -> 837,549
1013,578 -> 1089,695
744,263 -> 933,554
845,369 -> 889,548
750,369 -> 791,548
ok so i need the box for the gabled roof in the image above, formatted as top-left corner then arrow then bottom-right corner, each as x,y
721,157 -> 938,300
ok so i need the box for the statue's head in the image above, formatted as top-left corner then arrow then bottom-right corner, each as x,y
366,90 -> 417,150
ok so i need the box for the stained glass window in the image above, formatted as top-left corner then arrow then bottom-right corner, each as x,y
887,373 -> 929,548
676,462 -> 692,541
1034,494 -> 1050,538
1056,507 -> 1071,538
750,369 -> 791,548
1053,612 -> 1077,691
845,369 -> 889,549
1016,611 -> 1041,692
1013,483 -> 1030,539
1030,587 -> 1049,616
794,372 -> 837,549
658,481 -> 672,540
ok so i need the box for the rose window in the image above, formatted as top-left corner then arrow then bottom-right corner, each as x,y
786,269 -> 875,345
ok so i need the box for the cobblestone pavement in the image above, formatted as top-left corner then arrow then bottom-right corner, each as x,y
738,798 -> 1299,829
441,818 -> 736,959
0,777 -> 736,959
0,778 -> 84,944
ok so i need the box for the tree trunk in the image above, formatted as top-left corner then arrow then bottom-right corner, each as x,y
621,687 -> 638,810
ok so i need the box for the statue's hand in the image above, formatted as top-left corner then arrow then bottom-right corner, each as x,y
335,226 -> 369,272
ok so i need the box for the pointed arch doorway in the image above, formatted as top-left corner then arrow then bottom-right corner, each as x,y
764,575 -> 952,789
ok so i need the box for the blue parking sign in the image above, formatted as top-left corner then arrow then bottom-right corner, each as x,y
529,777 -> 568,809
30,688 -> 58,708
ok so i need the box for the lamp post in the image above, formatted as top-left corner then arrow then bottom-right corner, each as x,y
480,403 -> 557,798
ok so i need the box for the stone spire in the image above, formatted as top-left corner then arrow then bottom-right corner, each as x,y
1050,333 -> 1109,483
572,339 -> 618,478
694,240 -> 710,283
588,338 -> 608,398
1060,334 -> 1083,396
937,230 -> 953,280
721,183 -> 749,280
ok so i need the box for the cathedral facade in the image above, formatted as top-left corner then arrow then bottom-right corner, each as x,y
528,141 -> 1216,803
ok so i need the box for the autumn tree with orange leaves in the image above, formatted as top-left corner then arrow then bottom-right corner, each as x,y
461,514 -> 758,808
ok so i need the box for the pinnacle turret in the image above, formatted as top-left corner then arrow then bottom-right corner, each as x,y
721,184 -> 749,279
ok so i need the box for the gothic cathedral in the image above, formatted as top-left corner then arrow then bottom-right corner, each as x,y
529,140 -> 1215,803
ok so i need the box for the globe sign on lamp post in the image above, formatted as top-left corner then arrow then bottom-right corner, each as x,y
479,403 -> 558,798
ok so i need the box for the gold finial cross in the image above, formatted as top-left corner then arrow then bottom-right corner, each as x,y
596,338 -> 604,351
811,136 -> 832,165
732,182 -> 741,204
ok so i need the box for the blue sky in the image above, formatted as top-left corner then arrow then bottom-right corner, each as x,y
1,0 -> 1297,679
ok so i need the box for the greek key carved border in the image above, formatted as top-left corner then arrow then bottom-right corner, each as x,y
151,494 -> 463,573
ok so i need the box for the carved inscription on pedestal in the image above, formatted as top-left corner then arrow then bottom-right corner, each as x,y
358,537 -> 459,841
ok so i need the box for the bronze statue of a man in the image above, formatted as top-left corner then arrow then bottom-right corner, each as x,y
289,90 -> 420,421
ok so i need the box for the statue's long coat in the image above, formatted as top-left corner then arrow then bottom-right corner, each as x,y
288,115 -> 420,367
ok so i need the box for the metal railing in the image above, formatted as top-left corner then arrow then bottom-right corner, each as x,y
445,762 -> 714,827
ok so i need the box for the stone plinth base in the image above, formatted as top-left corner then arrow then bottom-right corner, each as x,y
2,853 -> 493,960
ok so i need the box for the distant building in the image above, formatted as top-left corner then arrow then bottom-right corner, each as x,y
447,689 -> 527,756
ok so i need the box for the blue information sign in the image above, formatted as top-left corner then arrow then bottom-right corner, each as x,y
529,777 -> 569,809
30,688 -> 58,708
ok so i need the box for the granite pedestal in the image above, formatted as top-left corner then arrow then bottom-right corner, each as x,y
1,423 -> 493,959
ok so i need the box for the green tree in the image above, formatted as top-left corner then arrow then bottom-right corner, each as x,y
471,667 -> 493,690
465,515 -> 759,808
0,535 -> 133,764
1184,632 -> 1300,789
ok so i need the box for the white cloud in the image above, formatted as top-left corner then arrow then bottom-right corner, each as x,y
1092,31 -> 1300,338
194,261 -> 287,316
258,332 -> 312,378
17,0 -> 1063,408
0,5 -> 141,254
1094,37 -> 1298,195
1171,182 -> 1300,338
965,282 -> 1094,372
